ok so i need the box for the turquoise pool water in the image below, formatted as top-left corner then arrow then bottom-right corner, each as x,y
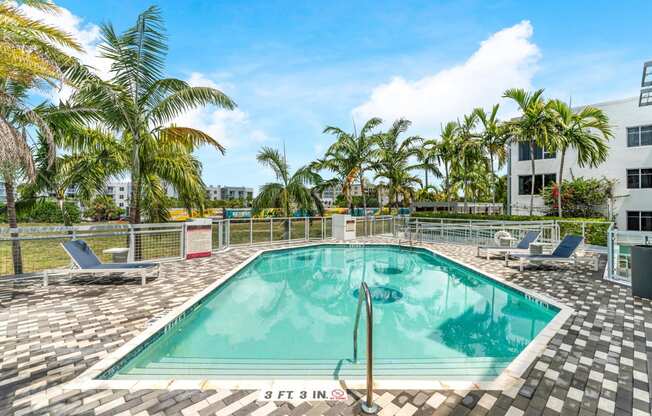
103,245 -> 558,380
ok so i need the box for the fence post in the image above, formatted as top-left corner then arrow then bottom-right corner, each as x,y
227,219 -> 231,247
607,226 -> 613,281
321,218 -> 325,240
288,218 -> 292,242
581,222 -> 586,241
128,225 -> 135,262
305,217 -> 309,241
180,224 -> 185,258
250,218 -> 253,245
270,218 -> 273,244
218,221 -> 223,250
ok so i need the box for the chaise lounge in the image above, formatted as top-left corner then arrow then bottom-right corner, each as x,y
477,230 -> 541,262
507,235 -> 584,272
43,240 -> 160,287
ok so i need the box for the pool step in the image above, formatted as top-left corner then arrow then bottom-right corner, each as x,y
114,356 -> 514,380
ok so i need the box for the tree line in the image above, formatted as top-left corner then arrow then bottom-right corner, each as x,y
253,90 -> 612,218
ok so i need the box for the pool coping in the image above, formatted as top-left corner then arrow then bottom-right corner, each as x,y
63,240 -> 574,393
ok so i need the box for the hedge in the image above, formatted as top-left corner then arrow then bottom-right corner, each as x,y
1,201 -> 81,224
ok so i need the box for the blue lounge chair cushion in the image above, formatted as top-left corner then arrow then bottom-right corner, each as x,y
551,235 -> 583,258
515,230 -> 541,250
512,235 -> 583,259
63,240 -> 156,270
63,240 -> 102,268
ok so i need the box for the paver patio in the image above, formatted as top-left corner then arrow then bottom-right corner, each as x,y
0,238 -> 648,416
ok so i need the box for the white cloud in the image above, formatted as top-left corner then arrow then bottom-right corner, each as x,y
172,72 -> 271,149
18,3 -> 111,100
352,21 -> 541,135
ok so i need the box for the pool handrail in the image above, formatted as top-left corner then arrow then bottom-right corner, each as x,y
353,281 -> 378,414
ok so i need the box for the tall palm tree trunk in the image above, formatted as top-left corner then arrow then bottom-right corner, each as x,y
557,149 -> 566,218
529,141 -> 536,216
4,176 -> 23,275
444,163 -> 451,212
424,163 -> 429,189
489,154 -> 495,204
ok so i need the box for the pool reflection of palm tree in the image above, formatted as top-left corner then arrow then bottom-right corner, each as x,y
434,303 -> 529,357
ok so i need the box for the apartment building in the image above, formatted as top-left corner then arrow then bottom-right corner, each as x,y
508,96 -> 652,231
104,182 -> 131,208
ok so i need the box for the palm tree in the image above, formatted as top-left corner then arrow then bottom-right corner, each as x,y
0,0 -> 82,84
548,100 -> 612,217
71,6 -> 235,224
413,139 -> 442,189
437,122 -> 459,209
503,88 -> 555,215
321,117 -> 381,214
0,80 -> 63,274
453,113 -> 483,210
254,147 -> 325,219
474,104 -> 507,204
371,119 -> 421,207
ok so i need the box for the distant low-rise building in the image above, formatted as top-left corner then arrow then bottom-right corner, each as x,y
0,181 -> 6,203
206,185 -> 222,201
217,186 -> 253,201
104,181 -> 131,208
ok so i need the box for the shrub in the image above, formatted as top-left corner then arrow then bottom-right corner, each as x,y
2,200 -> 82,224
542,177 -> 613,218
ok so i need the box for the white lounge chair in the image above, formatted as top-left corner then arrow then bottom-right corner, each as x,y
507,235 -> 584,272
477,230 -> 541,262
43,240 -> 160,287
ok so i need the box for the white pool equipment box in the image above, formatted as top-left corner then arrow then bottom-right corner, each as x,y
332,214 -> 356,240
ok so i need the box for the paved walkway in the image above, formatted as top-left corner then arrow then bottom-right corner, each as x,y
0,239 -> 648,416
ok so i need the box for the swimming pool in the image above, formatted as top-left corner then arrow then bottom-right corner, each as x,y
99,244 -> 559,381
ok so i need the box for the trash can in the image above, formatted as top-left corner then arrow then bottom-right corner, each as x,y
631,245 -> 652,299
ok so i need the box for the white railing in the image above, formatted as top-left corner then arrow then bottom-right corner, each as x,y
213,216 -> 396,248
0,215 -> 617,280
404,218 -> 560,247
606,227 -> 652,285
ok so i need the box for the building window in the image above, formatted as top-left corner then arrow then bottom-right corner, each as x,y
627,168 -> 652,189
518,174 -> 556,195
119,203 -> 124,208
641,88 -> 652,107
518,142 -> 555,161
628,211 -> 652,231
643,62 -> 652,87
627,125 -> 652,147
119,186 -> 125,191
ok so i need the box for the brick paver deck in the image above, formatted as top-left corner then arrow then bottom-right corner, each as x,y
0,239 -> 648,415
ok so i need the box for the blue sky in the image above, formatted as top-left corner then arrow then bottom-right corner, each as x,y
41,1 -> 652,191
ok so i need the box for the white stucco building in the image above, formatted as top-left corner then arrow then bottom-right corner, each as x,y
205,185 -> 253,201
104,181 -> 131,208
507,97 -> 652,231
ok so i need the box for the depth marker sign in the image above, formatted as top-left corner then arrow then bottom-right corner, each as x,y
257,387 -> 348,402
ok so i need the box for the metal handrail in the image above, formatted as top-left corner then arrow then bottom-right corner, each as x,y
353,281 -> 378,414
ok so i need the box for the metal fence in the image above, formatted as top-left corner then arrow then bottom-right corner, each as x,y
0,215 -> 615,280
212,216 -> 397,249
606,226 -> 652,285
403,218 -> 560,247
0,217 -> 399,277
0,223 -> 184,277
